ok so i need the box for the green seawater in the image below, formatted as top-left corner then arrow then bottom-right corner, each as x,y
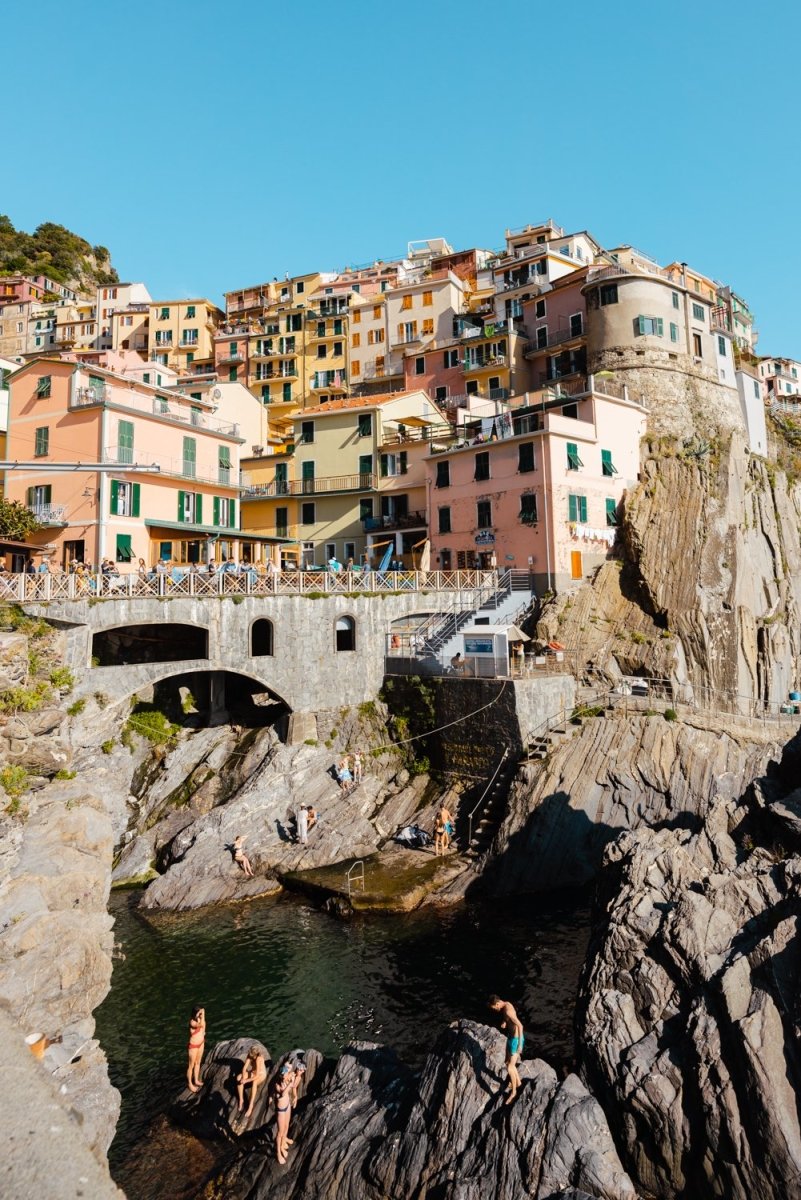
97,887 -> 592,1185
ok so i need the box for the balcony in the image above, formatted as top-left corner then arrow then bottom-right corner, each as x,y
362,361 -> 402,380
464,355 -> 507,373
217,350 -> 245,364
178,339 -> 199,349
242,472 -> 376,499
362,510 -> 426,532
392,331 -> 425,348
523,325 -> 585,356
318,301 -> 348,317
103,447 -> 242,486
311,324 -> 346,340
30,504 -> 67,526
311,371 -> 347,391
71,384 -> 110,406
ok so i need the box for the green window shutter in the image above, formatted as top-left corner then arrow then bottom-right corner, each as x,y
213,497 -> 220,525
579,496 -> 588,522
115,534 -> 132,563
601,449 -> 616,476
195,494 -> 203,525
655,318 -> 664,336
635,316 -> 645,336
44,484 -> 52,504
132,483 -> 141,517
380,455 -> 388,477
282,382 -> 292,402
399,451 -> 408,474
35,426 -> 49,455
178,490 -> 185,521
228,500 -> 236,529
568,494 -> 577,522
228,367 -> 237,382
26,486 -> 34,507
119,420 -> 134,463
606,498 -> 618,526
567,442 -> 583,470
110,479 -> 119,514
670,323 -> 679,343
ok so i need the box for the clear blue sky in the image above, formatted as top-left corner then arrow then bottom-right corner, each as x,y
5,0 -> 800,356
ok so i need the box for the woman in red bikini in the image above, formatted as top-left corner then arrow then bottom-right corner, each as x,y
187,1004 -> 206,1092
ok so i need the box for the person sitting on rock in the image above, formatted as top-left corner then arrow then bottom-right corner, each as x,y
231,835 -> 254,877
306,805 -> 317,833
236,1045 -> 268,1119
488,994 -> 524,1105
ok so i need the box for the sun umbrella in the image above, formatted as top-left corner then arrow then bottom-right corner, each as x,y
506,624 -> 530,642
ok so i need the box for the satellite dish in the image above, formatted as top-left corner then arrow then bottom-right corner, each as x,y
212,387 -> 222,399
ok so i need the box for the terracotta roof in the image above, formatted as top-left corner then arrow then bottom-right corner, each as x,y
300,390 -> 423,415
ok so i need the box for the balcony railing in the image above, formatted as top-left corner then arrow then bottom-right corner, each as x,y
241,471 -> 376,498
30,504 -> 67,525
523,325 -> 585,355
464,354 -> 507,372
362,510 -> 426,532
102,447 -> 242,486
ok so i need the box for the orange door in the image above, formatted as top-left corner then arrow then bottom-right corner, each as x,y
571,550 -> 583,580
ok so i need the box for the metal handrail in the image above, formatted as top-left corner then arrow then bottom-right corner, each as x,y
346,860 -> 365,897
466,746 -> 509,849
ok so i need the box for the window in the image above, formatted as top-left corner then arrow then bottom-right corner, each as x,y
422,319 -> 434,336
110,480 -> 140,516
520,493 -> 538,523
335,616 -> 355,652
183,436 -> 197,478
301,501 -> 315,525
476,500 -> 492,529
518,442 -> 535,473
317,344 -> 327,358
753,380 -> 760,399
218,446 -> 232,483
718,335 -> 727,356
283,382 -> 292,403
692,332 -> 703,358
444,349 -> 459,368
26,483 -> 51,510
118,420 -> 134,464
160,307 -> 169,320
143,372 -> 150,384
670,323 -> 679,343
438,506 -> 451,534
634,316 -> 664,336
301,461 -> 315,492
213,497 -> 235,527
296,281 -> 304,294
373,305 -> 382,319
34,426 -> 49,456
359,454 -> 372,477
357,413 -> 372,437
352,359 -> 361,375
401,295 -> 413,311
228,367 -> 237,382
536,326 -> 548,349
368,328 -> 385,344
535,299 -> 546,319
333,342 -> 343,357
115,534 -> 133,564
250,618 -> 273,657
692,303 -> 705,321
300,421 -> 314,444
359,499 -> 373,522
177,490 -> 202,524
568,494 -> 587,522
352,332 -> 361,348
570,313 -> 583,337
344,542 -> 355,562
474,452 -> 490,481
325,542 -> 337,561
600,284 -> 618,306
606,498 -> 619,526
276,506 -> 288,537
353,310 -> 361,324
435,386 -> 447,403
414,357 -> 425,375
186,305 -> 196,318
601,449 -> 617,476
566,442 -> 583,470
421,290 -> 433,307
435,460 -> 450,488
672,292 -> 680,309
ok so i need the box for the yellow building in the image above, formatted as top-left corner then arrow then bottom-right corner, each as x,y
148,299 -> 223,373
240,448 -> 299,567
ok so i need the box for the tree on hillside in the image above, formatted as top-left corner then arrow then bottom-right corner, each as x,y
0,215 -> 118,287
0,498 -> 41,540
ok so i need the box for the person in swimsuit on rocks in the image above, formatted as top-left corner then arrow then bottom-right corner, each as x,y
187,1004 -> 206,1092
488,994 -> 524,1104
439,803 -> 454,851
236,1045 -> 268,1118
434,812 -> 446,856
271,1063 -> 296,1163
352,750 -> 364,784
231,835 -> 254,877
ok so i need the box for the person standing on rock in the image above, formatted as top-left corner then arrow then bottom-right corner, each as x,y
488,995 -> 524,1104
271,1063 -> 296,1164
352,750 -> 364,784
186,1004 -> 206,1092
297,805 -> 309,845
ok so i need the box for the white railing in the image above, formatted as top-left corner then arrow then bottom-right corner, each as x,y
8,568 -> 499,603
30,505 -> 66,524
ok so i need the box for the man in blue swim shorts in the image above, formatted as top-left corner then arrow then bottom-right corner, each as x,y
488,994 -> 524,1104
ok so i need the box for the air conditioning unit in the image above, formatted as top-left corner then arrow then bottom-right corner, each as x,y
252,445 -> 264,456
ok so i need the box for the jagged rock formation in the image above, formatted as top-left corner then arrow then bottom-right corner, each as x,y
481,708 -> 784,895
185,1022 -> 636,1200
538,430 -> 801,711
576,782 -> 801,1200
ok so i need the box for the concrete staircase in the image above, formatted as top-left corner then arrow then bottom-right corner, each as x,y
463,748 -> 519,859
433,570 -> 535,663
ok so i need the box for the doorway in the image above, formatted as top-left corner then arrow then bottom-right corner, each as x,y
63,539 -> 86,569
571,550 -> 583,580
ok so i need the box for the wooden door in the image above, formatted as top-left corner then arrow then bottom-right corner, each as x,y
571,550 -> 583,580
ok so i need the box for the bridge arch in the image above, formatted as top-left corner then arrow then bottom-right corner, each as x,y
91,622 -> 209,667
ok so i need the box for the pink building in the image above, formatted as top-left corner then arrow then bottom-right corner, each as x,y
424,377 -> 646,592
4,358 -> 270,570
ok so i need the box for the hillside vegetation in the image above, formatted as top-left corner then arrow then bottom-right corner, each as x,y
0,214 -> 118,290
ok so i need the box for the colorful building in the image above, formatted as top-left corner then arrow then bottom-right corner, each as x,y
148,298 -> 223,374
4,359 -> 258,569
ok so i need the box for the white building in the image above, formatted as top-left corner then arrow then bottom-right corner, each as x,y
97,283 -> 152,349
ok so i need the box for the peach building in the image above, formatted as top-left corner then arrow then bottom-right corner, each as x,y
424,378 -> 646,592
4,358 -> 268,569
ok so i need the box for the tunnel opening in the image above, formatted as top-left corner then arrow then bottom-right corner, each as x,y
141,670 -> 290,730
92,623 -> 209,667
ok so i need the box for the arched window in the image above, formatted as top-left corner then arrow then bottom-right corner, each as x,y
250,618 -> 274,657
335,615 -> 355,652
